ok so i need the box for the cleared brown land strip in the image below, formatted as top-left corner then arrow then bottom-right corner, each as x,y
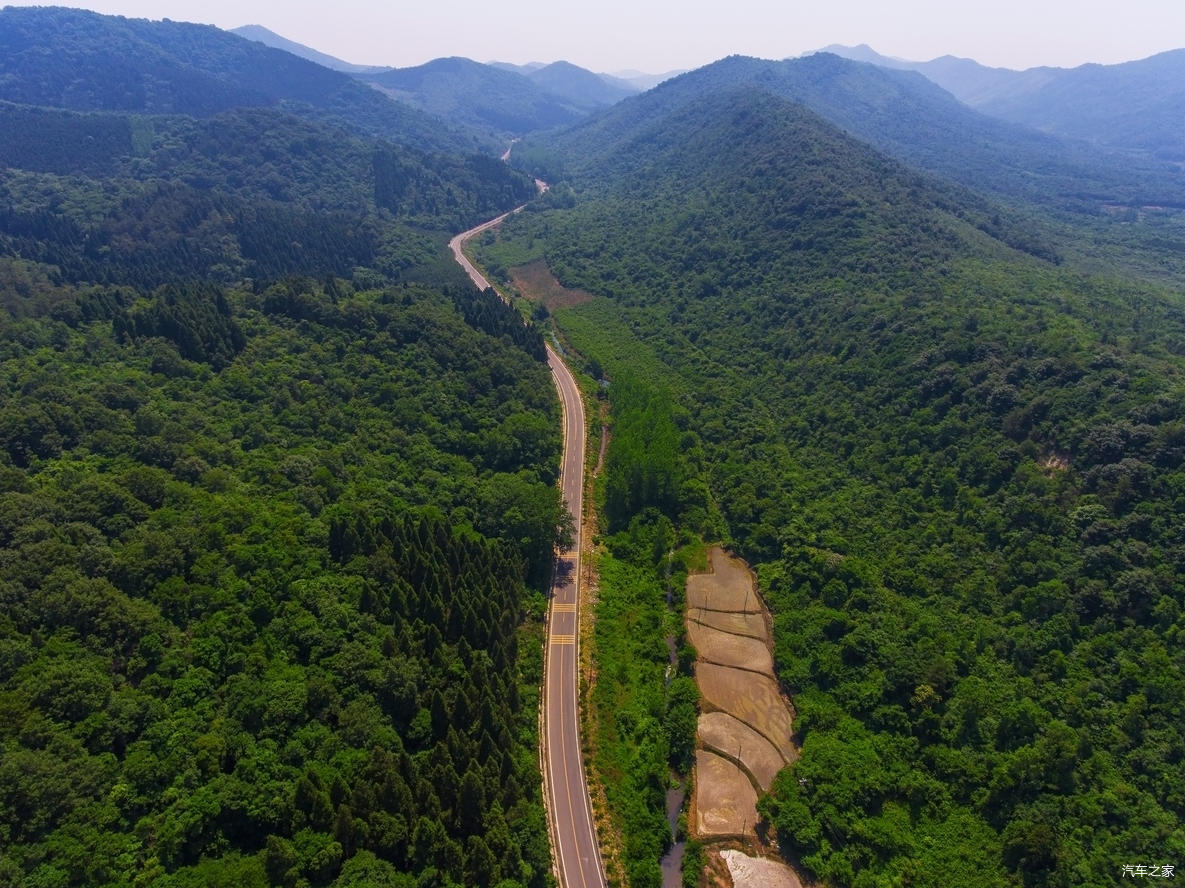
687,620 -> 774,674
689,608 -> 768,639
510,259 -> 596,310
694,750 -> 759,839
686,547 -> 763,613
698,711 -> 789,791
697,662 -> 795,762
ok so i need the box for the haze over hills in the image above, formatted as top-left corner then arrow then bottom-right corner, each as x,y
222,23 -> 644,143
358,57 -> 592,141
817,43 -> 1185,160
0,5 -> 475,152
523,52 -> 1185,218
230,24 -> 392,74
357,57 -> 639,141
518,60 -> 637,110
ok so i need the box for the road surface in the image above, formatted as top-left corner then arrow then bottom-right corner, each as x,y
451,211 -> 607,888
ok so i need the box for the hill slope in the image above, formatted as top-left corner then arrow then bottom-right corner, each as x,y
0,6 -> 470,152
0,102 -> 536,288
522,53 -> 1185,213
230,23 -> 391,74
524,61 -> 637,110
0,13 -> 558,887
819,44 -> 1185,161
480,84 -> 1185,887
359,57 -> 588,140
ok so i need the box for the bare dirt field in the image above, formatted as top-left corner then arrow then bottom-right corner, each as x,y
698,711 -> 789,790
688,546 -> 801,883
509,260 -> 596,310
719,849 -> 806,888
690,608 -> 768,639
697,662 -> 795,761
694,750 -> 758,838
688,620 -> 774,673
687,548 -> 764,613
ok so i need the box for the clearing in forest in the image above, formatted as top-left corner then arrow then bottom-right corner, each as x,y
510,259 -> 596,310
686,546 -> 804,885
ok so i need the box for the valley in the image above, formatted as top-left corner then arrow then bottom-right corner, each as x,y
3,7 -> 1185,888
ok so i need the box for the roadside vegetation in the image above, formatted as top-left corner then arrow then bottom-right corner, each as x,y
476,83 -> 1185,886
0,27 -> 558,881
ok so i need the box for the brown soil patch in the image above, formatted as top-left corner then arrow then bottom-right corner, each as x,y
687,548 -> 763,613
698,712 -> 789,791
697,662 -> 795,762
694,750 -> 758,838
691,608 -> 768,640
688,547 -> 800,884
510,259 -> 596,310
688,621 -> 774,674
719,849 -> 806,888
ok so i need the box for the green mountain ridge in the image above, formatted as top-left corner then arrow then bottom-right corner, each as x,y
480,79 -> 1185,888
820,44 -> 1185,161
0,6 -> 474,153
230,24 -> 392,75
358,56 -> 637,142
521,53 -> 1185,213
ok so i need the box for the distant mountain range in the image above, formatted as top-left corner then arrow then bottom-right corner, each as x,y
231,24 -> 391,74
530,53 -> 1185,214
357,57 -> 637,141
0,6 -> 475,152
231,24 -> 644,141
814,44 -> 1185,160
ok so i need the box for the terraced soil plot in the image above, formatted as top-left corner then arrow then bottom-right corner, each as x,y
689,608 -> 767,639
687,548 -> 762,613
697,662 -> 795,761
688,546 -> 801,883
719,849 -> 805,888
698,711 -> 788,790
687,620 -> 774,673
694,750 -> 758,838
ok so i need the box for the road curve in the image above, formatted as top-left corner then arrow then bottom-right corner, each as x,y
451,213 -> 607,888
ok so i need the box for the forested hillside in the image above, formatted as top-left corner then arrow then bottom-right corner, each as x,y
0,103 -> 535,288
832,45 -> 1185,163
0,273 -> 561,887
359,58 -> 587,142
0,11 -> 562,885
515,53 -> 1185,215
477,84 -> 1185,886
0,6 -> 473,152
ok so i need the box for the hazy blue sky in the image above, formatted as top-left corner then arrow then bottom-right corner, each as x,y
9,0 -> 1185,73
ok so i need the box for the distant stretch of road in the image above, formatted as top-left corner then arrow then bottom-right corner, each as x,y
451,212 -> 607,888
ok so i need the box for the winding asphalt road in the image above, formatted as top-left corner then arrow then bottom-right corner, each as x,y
451,212 -> 607,888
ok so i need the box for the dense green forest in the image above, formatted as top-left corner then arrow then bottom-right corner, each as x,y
476,84 -> 1185,886
0,103 -> 535,290
574,369 -> 708,887
0,272 -> 563,886
0,11 -> 564,884
7,7 -> 1185,888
